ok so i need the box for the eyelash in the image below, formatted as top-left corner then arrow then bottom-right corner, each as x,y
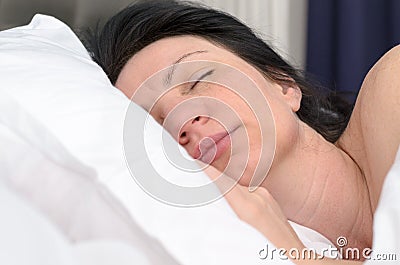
189,69 -> 215,90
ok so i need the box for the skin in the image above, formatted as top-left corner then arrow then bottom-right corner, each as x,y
116,36 -> 400,263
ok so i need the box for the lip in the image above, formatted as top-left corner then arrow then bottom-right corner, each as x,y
193,131 -> 231,164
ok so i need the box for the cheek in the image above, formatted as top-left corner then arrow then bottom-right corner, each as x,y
223,112 -> 264,186
236,145 -> 261,186
148,91 -> 188,133
255,85 -> 301,162
234,91 -> 298,186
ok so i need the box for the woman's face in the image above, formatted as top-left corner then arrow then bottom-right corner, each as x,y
116,36 -> 301,186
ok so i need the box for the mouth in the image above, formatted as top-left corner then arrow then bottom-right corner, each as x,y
193,131 -> 232,165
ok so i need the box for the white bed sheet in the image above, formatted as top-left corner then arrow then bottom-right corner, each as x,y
365,145 -> 400,264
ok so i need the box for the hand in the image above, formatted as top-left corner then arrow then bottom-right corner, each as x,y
226,181 -> 305,251
203,166 -> 304,250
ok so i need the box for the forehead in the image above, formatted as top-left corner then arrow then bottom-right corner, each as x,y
117,37 -> 211,92
115,35 -> 254,98
136,36 -> 222,63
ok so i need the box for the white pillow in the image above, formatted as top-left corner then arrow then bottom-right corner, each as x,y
0,14 -> 332,264
0,76 -> 178,265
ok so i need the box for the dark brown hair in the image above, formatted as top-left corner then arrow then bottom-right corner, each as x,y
83,0 -> 353,143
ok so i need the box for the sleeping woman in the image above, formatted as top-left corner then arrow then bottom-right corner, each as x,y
85,0 -> 400,263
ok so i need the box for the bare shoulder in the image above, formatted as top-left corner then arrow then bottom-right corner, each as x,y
337,45 -> 400,209
359,45 -> 400,170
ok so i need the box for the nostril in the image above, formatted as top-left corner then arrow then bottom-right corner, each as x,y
193,116 -> 200,123
179,131 -> 189,145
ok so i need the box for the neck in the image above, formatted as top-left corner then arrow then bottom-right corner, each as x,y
262,122 -> 373,250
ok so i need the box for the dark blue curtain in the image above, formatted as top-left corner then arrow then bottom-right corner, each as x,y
306,0 -> 400,103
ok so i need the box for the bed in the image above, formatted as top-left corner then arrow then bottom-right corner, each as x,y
0,12 -> 399,265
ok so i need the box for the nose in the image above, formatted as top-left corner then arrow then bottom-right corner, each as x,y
178,116 -> 208,145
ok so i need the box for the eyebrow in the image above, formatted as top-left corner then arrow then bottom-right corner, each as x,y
164,50 -> 208,86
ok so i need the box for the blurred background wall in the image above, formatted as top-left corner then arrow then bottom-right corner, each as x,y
0,0 -> 307,69
1,0 -> 399,101
0,0 -> 133,31
198,0 -> 308,70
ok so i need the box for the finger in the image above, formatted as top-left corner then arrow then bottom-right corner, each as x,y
201,164 -> 251,208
